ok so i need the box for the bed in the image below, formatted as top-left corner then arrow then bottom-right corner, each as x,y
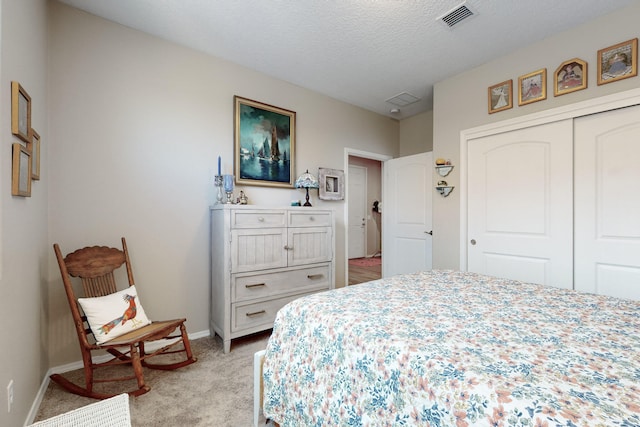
261,270 -> 640,426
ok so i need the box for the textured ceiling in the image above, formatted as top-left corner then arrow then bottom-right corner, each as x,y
58,0 -> 635,119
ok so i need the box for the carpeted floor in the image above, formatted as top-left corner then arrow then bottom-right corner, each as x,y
33,331 -> 271,426
348,256 -> 382,267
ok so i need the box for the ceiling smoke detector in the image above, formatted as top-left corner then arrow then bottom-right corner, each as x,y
438,2 -> 477,28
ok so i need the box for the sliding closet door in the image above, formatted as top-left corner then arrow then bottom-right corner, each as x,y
574,104 -> 640,300
467,119 -> 573,288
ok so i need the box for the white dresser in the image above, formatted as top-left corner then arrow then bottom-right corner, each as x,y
210,205 -> 335,352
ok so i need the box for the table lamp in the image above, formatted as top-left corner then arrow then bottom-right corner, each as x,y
294,169 -> 319,207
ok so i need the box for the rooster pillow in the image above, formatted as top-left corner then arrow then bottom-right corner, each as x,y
78,285 -> 151,344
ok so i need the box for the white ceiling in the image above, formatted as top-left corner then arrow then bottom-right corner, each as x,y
58,0 -> 634,119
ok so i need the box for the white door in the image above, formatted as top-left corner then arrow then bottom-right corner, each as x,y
574,104 -> 640,300
467,120 -> 573,289
383,152 -> 432,277
348,165 -> 367,259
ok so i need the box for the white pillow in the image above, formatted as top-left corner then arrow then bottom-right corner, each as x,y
78,285 -> 151,344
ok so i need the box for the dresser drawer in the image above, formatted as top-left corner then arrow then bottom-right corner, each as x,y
288,211 -> 332,227
232,293 -> 306,332
232,210 -> 286,228
232,264 -> 331,302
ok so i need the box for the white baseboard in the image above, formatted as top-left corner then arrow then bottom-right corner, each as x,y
24,329 -> 210,426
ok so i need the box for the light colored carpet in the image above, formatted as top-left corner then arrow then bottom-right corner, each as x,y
33,331 -> 271,426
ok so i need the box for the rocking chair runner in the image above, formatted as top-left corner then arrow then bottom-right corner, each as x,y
52,237 -> 197,399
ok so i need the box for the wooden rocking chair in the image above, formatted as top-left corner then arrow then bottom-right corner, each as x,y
51,237 -> 197,399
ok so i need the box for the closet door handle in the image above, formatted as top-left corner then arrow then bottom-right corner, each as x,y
284,245 -> 293,250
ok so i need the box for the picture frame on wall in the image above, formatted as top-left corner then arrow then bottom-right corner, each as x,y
28,129 -> 41,180
318,168 -> 345,201
487,79 -> 513,114
597,38 -> 638,85
11,81 -> 32,143
234,96 -> 295,188
518,68 -> 547,106
12,143 -> 32,197
554,58 -> 587,96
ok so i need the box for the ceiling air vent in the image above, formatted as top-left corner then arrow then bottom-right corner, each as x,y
385,92 -> 421,107
438,2 -> 476,28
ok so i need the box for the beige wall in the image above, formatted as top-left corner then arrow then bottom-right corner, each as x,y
47,3 -> 398,367
432,2 -> 640,269
0,0 -> 49,425
399,109 -> 433,156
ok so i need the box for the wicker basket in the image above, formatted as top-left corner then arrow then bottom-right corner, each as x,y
29,393 -> 130,427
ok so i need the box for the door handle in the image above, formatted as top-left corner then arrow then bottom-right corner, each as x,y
425,230 -> 433,235
470,239 -> 476,245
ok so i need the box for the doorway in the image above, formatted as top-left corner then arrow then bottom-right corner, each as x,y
344,148 -> 391,286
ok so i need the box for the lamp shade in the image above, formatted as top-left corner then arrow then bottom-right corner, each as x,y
294,169 -> 319,206
294,170 -> 319,189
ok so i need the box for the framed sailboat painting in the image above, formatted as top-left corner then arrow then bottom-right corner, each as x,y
234,96 -> 296,188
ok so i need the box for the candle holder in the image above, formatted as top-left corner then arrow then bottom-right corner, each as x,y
223,174 -> 234,204
214,175 -> 224,204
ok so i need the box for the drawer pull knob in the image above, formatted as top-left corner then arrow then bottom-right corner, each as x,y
245,283 -> 266,289
246,310 -> 266,317
309,216 -> 315,221
284,245 -> 293,250
307,274 -> 324,280
258,217 -> 265,222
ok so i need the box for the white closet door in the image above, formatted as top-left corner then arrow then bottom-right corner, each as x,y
467,119 -> 573,288
574,104 -> 640,300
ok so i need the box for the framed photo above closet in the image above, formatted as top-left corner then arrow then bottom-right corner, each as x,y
518,68 -> 547,106
554,58 -> 587,96
488,79 -> 513,114
597,38 -> 638,85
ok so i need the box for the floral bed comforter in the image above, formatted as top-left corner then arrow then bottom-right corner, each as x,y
262,270 -> 640,426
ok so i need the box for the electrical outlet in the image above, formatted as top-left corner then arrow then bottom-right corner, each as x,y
7,380 -> 13,413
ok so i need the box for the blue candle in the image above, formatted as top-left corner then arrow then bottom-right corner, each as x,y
217,156 -> 221,176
